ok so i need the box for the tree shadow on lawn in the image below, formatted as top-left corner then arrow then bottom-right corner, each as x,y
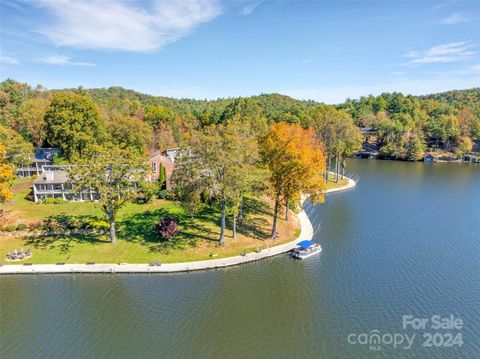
242,197 -> 272,217
234,216 -> 270,240
119,207 -> 222,254
232,197 -> 271,240
20,213 -> 110,255
24,233 -> 109,253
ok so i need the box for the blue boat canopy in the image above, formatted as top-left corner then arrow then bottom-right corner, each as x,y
297,240 -> 315,249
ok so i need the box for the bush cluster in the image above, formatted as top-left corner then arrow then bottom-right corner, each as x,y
4,224 -> 16,232
41,216 -> 111,232
88,220 -> 110,231
39,197 -> 65,204
158,190 -> 168,199
155,217 -> 178,239
16,223 -> 27,231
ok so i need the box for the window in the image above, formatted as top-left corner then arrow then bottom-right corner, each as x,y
152,162 -> 157,173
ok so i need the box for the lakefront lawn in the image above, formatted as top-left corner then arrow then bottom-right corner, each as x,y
0,175 -> 346,264
1,179 -> 300,264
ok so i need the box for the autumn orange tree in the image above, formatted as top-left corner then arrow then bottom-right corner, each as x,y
0,144 -> 15,215
260,122 -> 327,239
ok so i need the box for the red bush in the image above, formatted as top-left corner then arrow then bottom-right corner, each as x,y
156,217 -> 178,239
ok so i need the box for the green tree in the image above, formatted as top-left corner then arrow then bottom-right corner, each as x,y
68,145 -> 146,243
144,105 -> 173,127
331,115 -> 362,182
0,125 -> 33,167
0,79 -> 31,106
308,105 -> 338,178
220,98 -> 268,134
17,97 -> 51,146
405,134 -> 426,161
171,151 -> 204,216
159,163 -> 167,188
456,136 -> 473,155
221,122 -> 263,241
309,105 -> 361,181
107,112 -> 151,154
44,92 -> 106,161
172,121 -> 260,244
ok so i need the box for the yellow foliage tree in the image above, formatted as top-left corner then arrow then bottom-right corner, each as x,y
0,144 -> 15,208
261,122 -> 327,239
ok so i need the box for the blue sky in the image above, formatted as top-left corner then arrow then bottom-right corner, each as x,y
1,0 -> 479,103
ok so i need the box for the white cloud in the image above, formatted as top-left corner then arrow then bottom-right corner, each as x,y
40,54 -> 95,67
441,13 -> 469,25
36,0 -> 221,52
241,1 -> 263,16
405,41 -> 476,65
404,50 -> 420,59
0,55 -> 20,65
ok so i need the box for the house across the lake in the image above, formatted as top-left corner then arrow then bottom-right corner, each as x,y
423,154 -> 434,163
16,148 -> 62,177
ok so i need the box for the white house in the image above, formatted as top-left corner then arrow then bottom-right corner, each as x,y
16,148 -> 62,177
32,166 -> 99,203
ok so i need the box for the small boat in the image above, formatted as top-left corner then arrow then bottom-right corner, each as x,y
292,240 -> 322,259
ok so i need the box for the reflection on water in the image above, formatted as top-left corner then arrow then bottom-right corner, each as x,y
1,160 -> 479,358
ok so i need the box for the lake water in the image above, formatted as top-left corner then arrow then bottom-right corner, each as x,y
1,160 -> 479,358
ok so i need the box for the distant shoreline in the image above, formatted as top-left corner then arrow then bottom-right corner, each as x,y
0,177 -> 356,275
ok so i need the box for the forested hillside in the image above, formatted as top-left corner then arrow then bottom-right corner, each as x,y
339,89 -> 480,159
1,78 -> 479,166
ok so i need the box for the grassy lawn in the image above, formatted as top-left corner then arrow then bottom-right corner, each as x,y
0,175 -> 345,264
1,179 -> 300,264
326,173 -> 349,189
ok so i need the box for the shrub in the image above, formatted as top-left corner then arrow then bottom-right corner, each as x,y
158,189 -> 168,199
44,197 -> 55,204
43,215 -> 80,231
89,220 -> 110,231
29,221 -> 43,230
16,223 -> 27,231
5,224 -> 16,232
136,181 -> 159,204
155,217 -> 178,239
54,198 -> 64,204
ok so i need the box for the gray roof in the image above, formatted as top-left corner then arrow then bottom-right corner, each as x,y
33,170 -> 69,184
33,148 -> 61,161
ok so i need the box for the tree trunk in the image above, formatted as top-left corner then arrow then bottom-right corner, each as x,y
238,198 -> 244,224
325,156 -> 331,180
232,215 -> 237,241
336,153 -> 341,183
109,208 -> 116,244
334,153 -> 337,182
285,201 -> 289,221
271,199 -> 279,240
219,201 -> 227,245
